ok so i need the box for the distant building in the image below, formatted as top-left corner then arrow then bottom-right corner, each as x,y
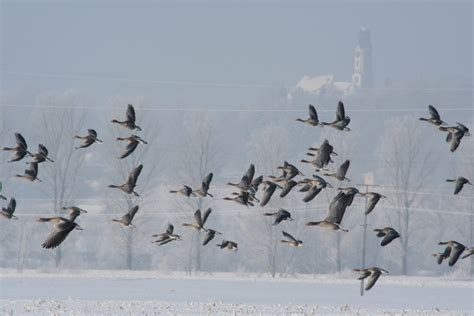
287,27 -> 373,101
352,27 -> 373,89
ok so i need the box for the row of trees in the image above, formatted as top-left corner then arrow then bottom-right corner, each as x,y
1,91 -> 472,277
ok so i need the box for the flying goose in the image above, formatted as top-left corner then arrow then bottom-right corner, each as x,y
216,240 -> 238,251
437,241 -> 466,266
37,216 -> 83,249
29,144 -> 54,163
2,133 -> 32,163
305,220 -> 349,232
182,208 -> 212,232
321,101 -> 351,131
203,229 -> 222,246
15,162 -> 41,182
359,192 -> 386,215
446,177 -> 472,195
192,173 -> 214,198
227,164 -> 255,191
298,175 -> 332,203
353,267 -> 389,291
152,224 -> 182,246
439,123 -> 470,152
224,190 -> 254,207
280,231 -> 303,247
169,185 -> 195,197
273,161 -> 304,181
259,181 -> 282,207
0,198 -> 17,219
301,139 -> 335,171
116,135 -> 147,159
323,160 -> 350,182
74,129 -> 103,149
112,205 -> 139,228
264,208 -> 294,225
419,105 -> 447,126
296,104 -> 322,126
373,227 -> 400,246
108,164 -> 143,196
336,187 -> 360,207
111,104 -> 142,131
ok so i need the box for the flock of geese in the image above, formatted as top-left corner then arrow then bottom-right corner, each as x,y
1,102 -> 473,292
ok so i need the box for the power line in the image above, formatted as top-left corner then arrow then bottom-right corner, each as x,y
1,103 -> 473,113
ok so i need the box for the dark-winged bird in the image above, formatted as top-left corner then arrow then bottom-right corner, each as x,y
259,181 -> 282,207
322,101 -> 351,131
169,185 -> 195,197
216,240 -> 238,251
264,208 -> 293,225
112,205 -> 139,228
37,216 -> 83,249
227,164 -> 255,191
116,135 -> 147,159
280,231 -> 303,247
108,164 -> 143,196
203,229 -> 222,246
15,162 -> 41,182
323,160 -> 350,182
2,133 -> 32,163
111,104 -> 142,131
193,172 -> 214,197
437,241 -> 466,266
446,177 -> 472,195
419,105 -> 447,126
182,208 -> 212,231
29,144 -> 54,163
373,227 -> 400,246
439,123 -> 471,152
0,198 -> 17,219
353,267 -> 389,291
152,224 -> 182,246
74,129 -> 103,149
296,104 -> 322,127
359,192 -> 386,215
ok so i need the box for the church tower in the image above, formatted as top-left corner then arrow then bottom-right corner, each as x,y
352,27 -> 373,89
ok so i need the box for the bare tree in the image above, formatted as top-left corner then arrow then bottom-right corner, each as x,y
172,113 -> 221,274
33,91 -> 87,267
376,116 -> 437,275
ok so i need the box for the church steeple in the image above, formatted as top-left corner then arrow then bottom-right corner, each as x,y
352,27 -> 373,89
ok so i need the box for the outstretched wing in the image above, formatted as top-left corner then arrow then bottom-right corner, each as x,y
454,180 -> 464,195
239,164 -> 255,189
336,101 -> 345,121
365,270 -> 381,291
337,160 -> 350,179
302,186 -> 322,203
87,129 -> 98,138
194,209 -> 203,227
126,104 -> 136,123
38,144 -> 48,156
15,133 -> 28,149
202,231 -> 215,246
449,245 -> 466,266
280,180 -> 297,198
166,224 -> 174,234
126,205 -> 139,221
308,104 -> 318,121
428,105 -> 441,121
201,208 -> 212,226
7,198 -> 16,213
366,194 -> 381,215
42,222 -> 76,249
119,140 -> 139,159
282,231 -> 297,242
203,173 -> 213,188
381,229 -> 399,246
127,164 -> 143,186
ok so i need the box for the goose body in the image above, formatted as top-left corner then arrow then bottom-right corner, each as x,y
111,104 -> 142,131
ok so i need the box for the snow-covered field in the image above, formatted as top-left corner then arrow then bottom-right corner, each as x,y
0,269 -> 472,315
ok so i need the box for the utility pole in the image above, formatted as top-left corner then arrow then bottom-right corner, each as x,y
357,173 -> 378,297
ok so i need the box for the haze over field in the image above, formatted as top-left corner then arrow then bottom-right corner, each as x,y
0,1 -> 473,314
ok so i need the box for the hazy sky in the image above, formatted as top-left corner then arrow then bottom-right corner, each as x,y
1,1 -> 472,106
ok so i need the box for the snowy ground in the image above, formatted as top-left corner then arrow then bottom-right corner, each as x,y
0,269 -> 472,315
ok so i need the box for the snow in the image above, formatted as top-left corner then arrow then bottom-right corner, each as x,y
1,269 -> 472,315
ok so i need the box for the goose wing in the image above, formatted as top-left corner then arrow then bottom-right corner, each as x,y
202,230 -> 216,246
201,208 -> 212,226
308,104 -> 318,121
428,105 -> 441,121
302,186 -> 322,202
366,194 -> 381,215
260,183 -> 277,207
337,160 -> 350,179
119,139 -> 139,159
280,180 -> 297,198
7,198 -> 16,214
126,205 -> 139,221
327,192 -> 348,224
336,101 -> 345,121
166,224 -> 174,234
126,104 -> 136,123
194,209 -> 203,227
42,221 -> 76,249
203,173 -> 213,188
38,144 -> 48,156
15,133 -> 28,149
381,228 -> 400,246
454,179 -> 464,195
239,164 -> 255,189
449,244 -> 466,266
87,129 -> 98,138
365,270 -> 381,291
26,162 -> 39,177
282,231 -> 297,242
127,164 -> 143,186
